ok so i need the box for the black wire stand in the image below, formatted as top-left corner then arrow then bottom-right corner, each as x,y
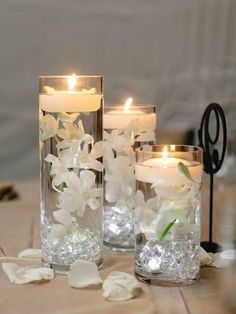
198,103 -> 227,253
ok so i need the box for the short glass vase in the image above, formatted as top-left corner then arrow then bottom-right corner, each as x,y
134,145 -> 203,285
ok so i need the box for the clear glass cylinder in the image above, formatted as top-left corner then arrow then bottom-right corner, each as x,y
39,75 -> 103,273
103,102 -> 157,250
135,145 -> 203,285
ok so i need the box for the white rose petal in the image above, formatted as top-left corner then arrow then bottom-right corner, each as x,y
2,263 -> 54,284
103,271 -> 141,301
18,249 -> 42,259
68,260 -> 103,288
200,247 -> 213,266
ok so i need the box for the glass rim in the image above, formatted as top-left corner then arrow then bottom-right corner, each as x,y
105,104 -> 156,110
39,75 -> 103,79
136,144 -> 203,154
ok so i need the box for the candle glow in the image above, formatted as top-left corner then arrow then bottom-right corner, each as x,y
124,97 -> 133,112
162,145 -> 168,159
68,73 -> 76,90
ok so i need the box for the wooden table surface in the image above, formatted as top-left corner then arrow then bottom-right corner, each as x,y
0,179 -> 236,314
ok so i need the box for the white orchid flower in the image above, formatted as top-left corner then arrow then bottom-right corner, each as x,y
44,154 -> 71,187
56,141 -> 103,172
57,170 -> 100,217
45,139 -> 103,188
135,189 -> 193,239
135,190 -> 159,236
104,130 -> 134,161
40,114 -> 58,141
105,156 -> 135,213
124,116 -> 156,143
57,119 -> 93,153
77,141 -> 103,171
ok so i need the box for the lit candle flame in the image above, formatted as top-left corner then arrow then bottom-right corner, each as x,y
162,145 -> 168,159
124,97 -> 133,112
68,73 -> 76,90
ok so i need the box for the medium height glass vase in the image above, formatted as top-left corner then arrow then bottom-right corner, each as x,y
135,145 -> 203,285
103,100 -> 156,250
39,75 -> 103,273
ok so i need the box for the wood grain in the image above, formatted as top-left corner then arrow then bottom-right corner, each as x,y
0,179 -> 235,314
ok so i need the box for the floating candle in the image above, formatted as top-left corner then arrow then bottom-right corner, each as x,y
40,75 -> 102,113
103,98 -> 156,130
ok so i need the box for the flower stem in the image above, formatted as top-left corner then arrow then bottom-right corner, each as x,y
159,219 -> 177,241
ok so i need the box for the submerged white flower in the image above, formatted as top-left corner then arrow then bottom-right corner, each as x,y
125,116 -> 156,143
135,189 -> 193,239
135,190 -> 159,236
40,114 -> 58,141
104,130 -> 134,162
44,154 -> 70,187
58,120 -> 84,140
45,139 -> 103,188
58,170 -> 100,217
47,224 -> 68,246
76,141 -> 103,171
57,119 -> 94,153
59,112 -> 79,124
55,141 -> 103,172
53,209 -> 75,225
104,156 -> 135,212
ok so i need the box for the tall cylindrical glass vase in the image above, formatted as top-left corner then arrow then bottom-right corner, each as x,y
39,75 -> 103,273
103,101 -> 156,250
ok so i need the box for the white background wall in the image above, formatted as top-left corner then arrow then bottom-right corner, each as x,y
0,0 -> 236,180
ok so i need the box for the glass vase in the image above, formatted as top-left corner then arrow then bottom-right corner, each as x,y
39,75 -> 103,273
103,101 -> 156,250
135,145 -> 203,285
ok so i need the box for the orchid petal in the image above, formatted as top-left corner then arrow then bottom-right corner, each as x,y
88,197 -> 100,210
53,209 -> 74,225
80,170 -> 96,189
91,141 -> 103,158
47,224 -> 66,245
59,112 -> 79,123
40,114 -> 58,141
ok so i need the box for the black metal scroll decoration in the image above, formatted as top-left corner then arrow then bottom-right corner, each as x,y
198,103 -> 227,253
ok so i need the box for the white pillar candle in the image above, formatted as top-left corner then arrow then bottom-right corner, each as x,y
103,98 -> 156,130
